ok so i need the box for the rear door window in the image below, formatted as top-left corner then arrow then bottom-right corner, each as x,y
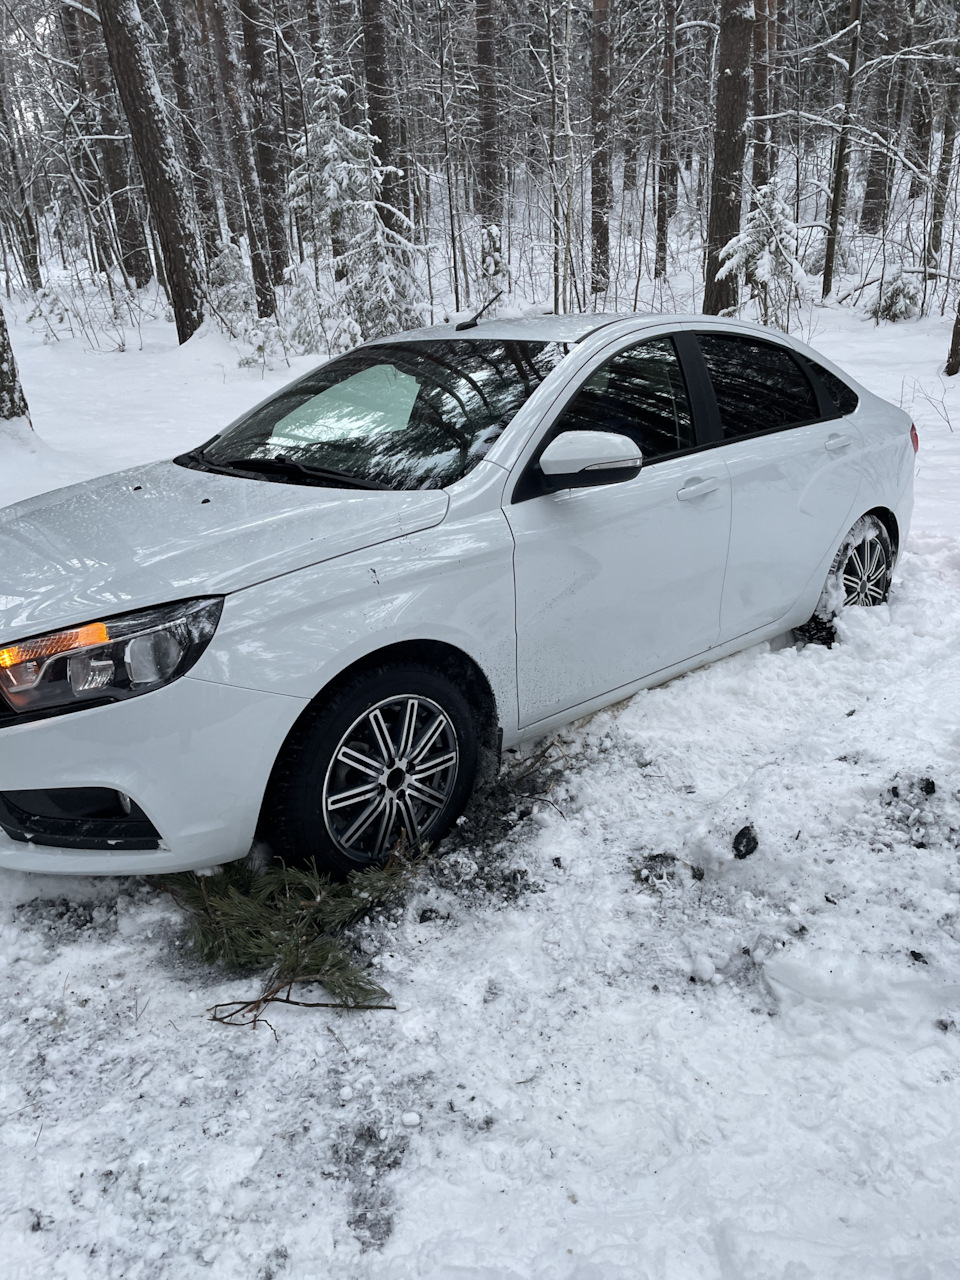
556,336 -> 696,460
697,334 -> 821,439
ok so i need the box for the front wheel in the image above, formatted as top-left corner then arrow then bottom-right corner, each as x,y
263,664 -> 478,877
796,514 -> 893,645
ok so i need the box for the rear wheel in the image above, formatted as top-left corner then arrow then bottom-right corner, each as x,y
797,514 -> 893,646
263,664 -> 478,877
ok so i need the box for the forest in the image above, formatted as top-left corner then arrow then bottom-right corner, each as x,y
0,0 -> 959,378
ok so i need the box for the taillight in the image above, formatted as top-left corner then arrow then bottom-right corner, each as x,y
910,423 -> 919,454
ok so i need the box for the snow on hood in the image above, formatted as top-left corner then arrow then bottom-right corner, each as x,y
0,460 -> 448,640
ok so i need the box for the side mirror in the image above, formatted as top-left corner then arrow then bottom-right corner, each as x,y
538,430 -> 642,491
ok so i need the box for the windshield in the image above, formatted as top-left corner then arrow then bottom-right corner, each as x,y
193,339 -> 568,490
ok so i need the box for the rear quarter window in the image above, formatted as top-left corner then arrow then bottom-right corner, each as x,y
806,360 -> 860,416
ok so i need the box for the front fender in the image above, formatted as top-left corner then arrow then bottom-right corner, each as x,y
189,508 -> 519,734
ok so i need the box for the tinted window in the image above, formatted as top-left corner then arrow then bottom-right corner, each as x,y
698,334 -> 820,439
198,340 -> 568,490
807,360 -> 859,416
555,337 -> 695,460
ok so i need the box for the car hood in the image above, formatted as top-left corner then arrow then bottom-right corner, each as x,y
0,461 -> 449,641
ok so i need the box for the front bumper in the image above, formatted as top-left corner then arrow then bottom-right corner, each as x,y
0,675 -> 306,874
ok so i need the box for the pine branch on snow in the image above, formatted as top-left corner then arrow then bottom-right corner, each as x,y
165,852 -> 428,1026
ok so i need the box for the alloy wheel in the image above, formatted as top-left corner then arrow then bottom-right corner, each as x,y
841,534 -> 889,606
322,694 -> 459,861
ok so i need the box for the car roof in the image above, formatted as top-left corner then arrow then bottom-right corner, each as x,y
364,311 -> 805,349
365,312 -> 646,345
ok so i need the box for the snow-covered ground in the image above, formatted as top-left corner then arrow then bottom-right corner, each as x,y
1,305 -> 960,1279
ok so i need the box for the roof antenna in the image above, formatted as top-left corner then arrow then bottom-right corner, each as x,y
455,290 -> 504,332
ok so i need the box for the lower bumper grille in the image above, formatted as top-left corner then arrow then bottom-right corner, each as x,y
0,788 -> 161,851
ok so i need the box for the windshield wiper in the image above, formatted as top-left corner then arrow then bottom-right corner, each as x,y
211,455 -> 391,490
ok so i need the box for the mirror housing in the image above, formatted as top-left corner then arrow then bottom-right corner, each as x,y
538,430 -> 642,491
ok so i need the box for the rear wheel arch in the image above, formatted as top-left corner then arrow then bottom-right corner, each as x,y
797,510 -> 895,646
865,506 -> 899,559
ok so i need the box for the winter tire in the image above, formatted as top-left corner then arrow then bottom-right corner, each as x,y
263,664 -> 478,877
796,513 -> 894,646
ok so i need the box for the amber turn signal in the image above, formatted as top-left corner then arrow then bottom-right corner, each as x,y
0,622 -> 110,670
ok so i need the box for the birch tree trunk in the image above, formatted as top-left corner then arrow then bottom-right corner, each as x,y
702,0 -> 753,315
0,301 -> 30,427
96,0 -> 205,341
926,46 -> 960,269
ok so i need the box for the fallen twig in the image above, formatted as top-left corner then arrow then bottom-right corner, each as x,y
209,977 -> 395,1030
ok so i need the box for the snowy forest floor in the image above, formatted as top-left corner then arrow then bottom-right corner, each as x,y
1,304 -> 960,1279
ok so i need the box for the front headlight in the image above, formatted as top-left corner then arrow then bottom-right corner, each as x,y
0,597 -> 223,716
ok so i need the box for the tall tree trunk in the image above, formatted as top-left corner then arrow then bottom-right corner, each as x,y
206,0 -> 276,317
197,0 -> 247,245
590,0 -> 611,293
906,77 -> 932,201
927,47 -> 960,268
821,0 -> 862,300
862,0 -> 918,233
702,0 -> 753,315
238,0 -> 288,282
96,0 -> 204,342
73,7 -> 153,288
155,0 -> 221,262
0,301 -> 30,426
476,0 -> 502,287
360,0 -> 403,237
751,0 -> 777,191
947,296 -> 960,373
60,3 -> 117,277
654,0 -> 676,280
0,62 -> 42,290
861,78 -> 895,233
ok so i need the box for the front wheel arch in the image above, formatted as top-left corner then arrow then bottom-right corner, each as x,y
257,641 -> 500,873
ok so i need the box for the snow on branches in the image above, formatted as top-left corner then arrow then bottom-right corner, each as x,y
288,49 -> 424,354
717,183 -> 807,328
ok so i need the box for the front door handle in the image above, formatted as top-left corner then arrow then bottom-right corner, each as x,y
824,433 -> 852,452
677,477 -> 720,502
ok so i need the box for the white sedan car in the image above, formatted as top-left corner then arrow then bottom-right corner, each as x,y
0,314 -> 915,875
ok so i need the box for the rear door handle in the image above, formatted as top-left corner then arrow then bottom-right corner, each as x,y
677,478 -> 720,502
824,433 -> 853,452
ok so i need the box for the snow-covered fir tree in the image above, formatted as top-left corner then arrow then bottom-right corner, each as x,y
288,46 -> 423,352
866,267 -> 923,323
716,183 -> 807,328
